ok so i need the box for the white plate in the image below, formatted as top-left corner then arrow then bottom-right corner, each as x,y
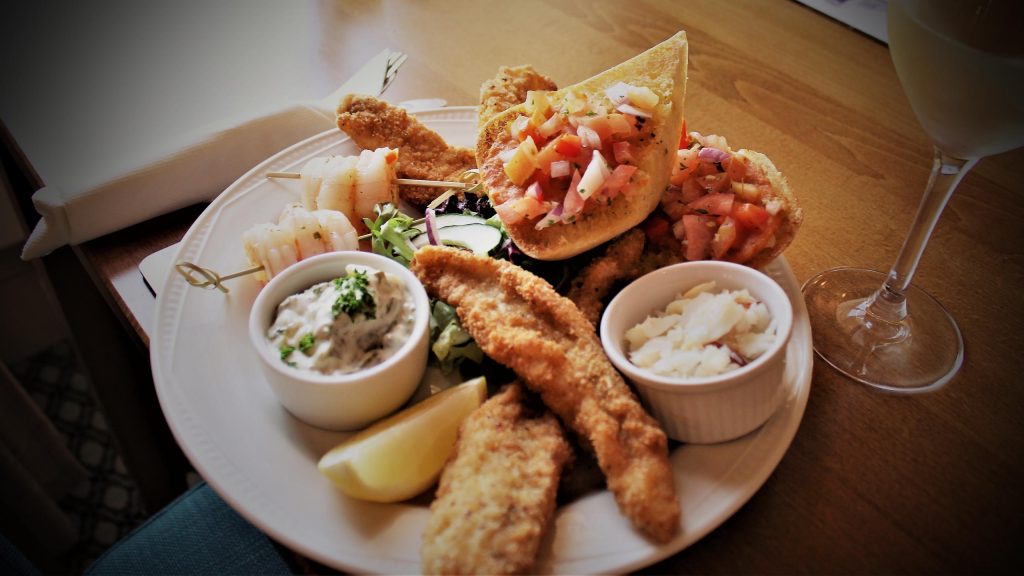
151,107 -> 813,574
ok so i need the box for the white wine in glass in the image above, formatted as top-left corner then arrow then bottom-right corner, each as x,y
802,0 -> 1024,393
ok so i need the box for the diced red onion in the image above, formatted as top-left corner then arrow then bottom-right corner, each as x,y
537,112 -> 565,138
550,160 -> 571,178
605,82 -> 631,105
698,147 -> 731,164
535,202 -> 564,230
509,115 -> 530,139
424,208 -> 441,246
577,125 -> 602,149
615,102 -> 652,118
577,151 -> 610,201
563,170 -> 585,216
525,181 -> 544,201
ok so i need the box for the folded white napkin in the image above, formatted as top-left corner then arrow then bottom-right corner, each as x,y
20,49 -> 396,260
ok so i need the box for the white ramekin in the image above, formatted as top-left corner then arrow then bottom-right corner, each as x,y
600,261 -> 793,444
248,251 -> 430,431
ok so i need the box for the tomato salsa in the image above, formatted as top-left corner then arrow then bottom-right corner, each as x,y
493,83 -> 661,229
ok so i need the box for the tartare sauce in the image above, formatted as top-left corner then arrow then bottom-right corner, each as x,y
267,264 -> 415,375
625,281 -> 776,378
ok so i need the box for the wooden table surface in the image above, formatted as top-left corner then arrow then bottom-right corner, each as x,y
72,0 -> 1023,573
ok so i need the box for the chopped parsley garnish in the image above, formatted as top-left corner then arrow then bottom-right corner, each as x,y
279,344 -> 295,360
331,270 -> 376,319
298,333 -> 315,354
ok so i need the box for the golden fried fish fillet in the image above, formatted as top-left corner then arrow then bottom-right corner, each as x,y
478,65 -> 558,128
422,383 -> 571,575
567,228 -> 647,328
411,246 -> 680,543
336,95 -> 476,208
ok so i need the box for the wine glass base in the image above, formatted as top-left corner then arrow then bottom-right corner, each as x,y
802,267 -> 963,394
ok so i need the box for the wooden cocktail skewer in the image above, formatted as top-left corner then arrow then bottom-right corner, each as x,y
174,222 -> 423,294
265,171 -> 469,190
176,169 -> 482,293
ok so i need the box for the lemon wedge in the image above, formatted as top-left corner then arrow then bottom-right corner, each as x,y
317,376 -> 487,502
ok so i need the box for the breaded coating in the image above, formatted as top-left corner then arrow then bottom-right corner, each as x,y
336,95 -> 476,208
567,229 -> 647,328
478,65 -> 558,128
422,383 -> 571,575
411,246 -> 680,543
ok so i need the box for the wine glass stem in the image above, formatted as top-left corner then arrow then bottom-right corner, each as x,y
869,148 -> 978,323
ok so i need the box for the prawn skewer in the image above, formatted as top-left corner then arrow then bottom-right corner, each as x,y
267,170 -> 470,190
175,161 -> 481,293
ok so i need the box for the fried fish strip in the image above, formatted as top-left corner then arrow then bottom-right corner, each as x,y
478,65 -> 558,128
336,95 -> 476,208
422,383 -> 570,575
567,229 -> 647,328
411,246 -> 680,543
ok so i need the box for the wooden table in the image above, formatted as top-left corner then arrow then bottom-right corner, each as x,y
33,0 -> 1024,572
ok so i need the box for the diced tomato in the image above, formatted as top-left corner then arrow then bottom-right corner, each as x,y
563,170 -> 585,216
696,173 -> 730,192
726,153 -> 749,181
679,119 -> 688,148
554,134 -> 582,157
523,126 -> 543,148
535,138 -> 564,175
670,147 -> 699,185
711,217 -> 738,259
606,113 -> 636,136
613,141 -> 634,164
494,200 -> 525,225
680,178 -> 704,203
686,193 -> 734,217
515,195 -> 549,219
578,114 -> 613,143
643,213 -> 675,249
603,164 -> 637,197
731,202 -> 770,229
728,214 -> 780,263
681,215 -> 713,261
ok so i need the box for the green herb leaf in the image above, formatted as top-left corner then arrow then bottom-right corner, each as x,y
331,270 -> 376,319
298,333 -> 315,354
279,345 -> 295,361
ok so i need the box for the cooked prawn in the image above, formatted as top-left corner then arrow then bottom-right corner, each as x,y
298,148 -> 399,229
242,203 -> 359,282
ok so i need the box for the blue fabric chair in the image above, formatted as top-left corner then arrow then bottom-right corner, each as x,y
85,481 -> 292,575
0,533 -> 42,576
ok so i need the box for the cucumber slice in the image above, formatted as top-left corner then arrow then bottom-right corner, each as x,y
411,213 -> 487,234
412,223 -> 502,255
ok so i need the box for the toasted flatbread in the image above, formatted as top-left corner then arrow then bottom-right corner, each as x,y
477,32 -> 688,261
733,149 -> 802,269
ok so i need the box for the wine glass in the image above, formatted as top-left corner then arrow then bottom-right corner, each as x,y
802,0 -> 1024,393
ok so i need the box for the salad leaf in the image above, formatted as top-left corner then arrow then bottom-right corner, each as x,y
363,203 -> 419,266
429,300 -> 483,374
